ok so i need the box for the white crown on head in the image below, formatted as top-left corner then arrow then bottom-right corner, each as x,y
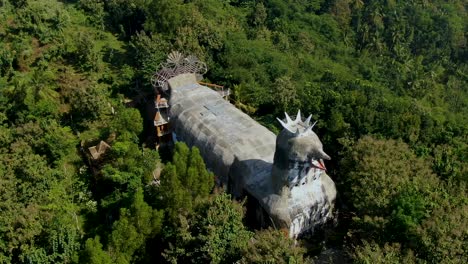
276,110 -> 317,136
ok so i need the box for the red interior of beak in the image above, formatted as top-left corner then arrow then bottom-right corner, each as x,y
311,159 -> 327,171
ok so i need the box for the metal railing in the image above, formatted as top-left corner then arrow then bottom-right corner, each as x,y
198,82 -> 230,99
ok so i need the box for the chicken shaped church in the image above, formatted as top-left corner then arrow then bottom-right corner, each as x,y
152,52 -> 337,238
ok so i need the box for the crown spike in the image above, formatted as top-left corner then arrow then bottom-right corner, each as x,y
310,120 -> 318,129
277,117 -> 295,134
304,115 -> 312,126
295,110 -> 301,122
304,120 -> 318,134
285,112 -> 293,124
277,117 -> 287,129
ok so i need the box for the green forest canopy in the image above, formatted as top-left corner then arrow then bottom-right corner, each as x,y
0,0 -> 466,263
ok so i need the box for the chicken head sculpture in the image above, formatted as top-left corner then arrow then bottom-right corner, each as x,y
259,111 -> 337,237
273,111 -> 331,192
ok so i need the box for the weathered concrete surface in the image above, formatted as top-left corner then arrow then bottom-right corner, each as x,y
168,74 -> 336,238
169,74 -> 276,192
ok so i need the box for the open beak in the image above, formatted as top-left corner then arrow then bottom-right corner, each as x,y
311,159 -> 327,171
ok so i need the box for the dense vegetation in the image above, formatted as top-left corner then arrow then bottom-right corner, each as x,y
0,0 -> 466,263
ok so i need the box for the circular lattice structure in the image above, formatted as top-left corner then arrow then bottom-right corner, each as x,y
152,51 -> 207,92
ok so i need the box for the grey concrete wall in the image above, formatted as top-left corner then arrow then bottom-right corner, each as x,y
169,74 -> 276,193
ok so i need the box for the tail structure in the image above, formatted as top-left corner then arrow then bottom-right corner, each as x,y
152,51 -> 207,92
